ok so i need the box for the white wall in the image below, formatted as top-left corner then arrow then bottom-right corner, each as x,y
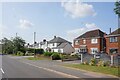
75,48 -> 79,53
48,43 -> 58,48
53,49 -> 59,53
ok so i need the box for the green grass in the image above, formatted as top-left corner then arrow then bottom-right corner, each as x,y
63,64 -> 119,77
27,56 -> 50,60
27,57 -> 45,60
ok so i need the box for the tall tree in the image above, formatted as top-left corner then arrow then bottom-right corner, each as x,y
114,1 -> 120,51
1,38 -> 14,54
12,36 -> 26,54
114,1 -> 120,27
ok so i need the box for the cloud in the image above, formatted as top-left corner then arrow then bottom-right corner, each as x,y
19,19 -> 34,29
61,0 -> 96,18
66,23 -> 100,42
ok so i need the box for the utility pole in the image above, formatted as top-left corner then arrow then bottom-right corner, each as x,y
34,32 -> 36,57
16,33 -> 18,37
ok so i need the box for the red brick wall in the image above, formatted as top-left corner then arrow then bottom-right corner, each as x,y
106,36 -> 120,54
74,38 -> 101,54
86,38 -> 100,53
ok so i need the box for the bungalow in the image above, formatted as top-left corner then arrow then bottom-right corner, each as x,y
105,28 -> 120,55
40,39 -> 48,51
47,36 -> 74,54
26,42 -> 40,49
74,29 -> 106,54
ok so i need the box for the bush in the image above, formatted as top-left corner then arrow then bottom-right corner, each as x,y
89,58 -> 96,66
44,52 -> 53,57
97,60 -> 110,67
97,60 -> 105,67
25,52 -> 34,56
26,48 -> 44,54
27,48 -> 34,53
17,51 -> 24,56
83,60 -> 89,65
35,49 -> 44,54
104,61 -> 110,66
51,53 -> 61,60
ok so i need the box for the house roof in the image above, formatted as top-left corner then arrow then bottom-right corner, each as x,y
75,29 -> 106,39
48,37 -> 71,44
109,28 -> 120,35
52,42 -> 68,49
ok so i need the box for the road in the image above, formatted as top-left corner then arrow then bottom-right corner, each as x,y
1,55 -> 118,79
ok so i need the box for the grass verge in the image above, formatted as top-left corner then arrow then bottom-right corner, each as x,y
27,56 -> 50,60
63,64 -> 119,77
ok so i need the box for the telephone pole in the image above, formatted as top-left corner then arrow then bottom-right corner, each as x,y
34,32 -> 36,57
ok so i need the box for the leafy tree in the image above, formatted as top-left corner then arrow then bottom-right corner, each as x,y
1,36 -> 26,55
1,38 -> 14,54
12,36 -> 26,54
114,1 -> 120,16
114,1 -> 120,28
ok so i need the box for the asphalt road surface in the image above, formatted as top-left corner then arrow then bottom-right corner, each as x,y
1,55 -> 118,80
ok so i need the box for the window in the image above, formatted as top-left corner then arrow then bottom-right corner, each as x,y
75,40 -> 79,45
83,39 -> 86,44
91,48 -> 98,54
109,48 -> 118,54
53,43 -> 54,46
109,37 -> 117,42
91,38 -> 98,44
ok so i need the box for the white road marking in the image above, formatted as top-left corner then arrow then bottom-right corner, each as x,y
21,61 -> 79,78
1,68 -> 4,74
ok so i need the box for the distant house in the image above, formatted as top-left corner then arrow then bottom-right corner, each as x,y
47,36 -> 74,54
26,42 -> 40,49
105,28 -> 120,55
74,29 -> 106,54
40,39 -> 48,51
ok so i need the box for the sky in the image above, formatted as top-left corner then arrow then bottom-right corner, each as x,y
0,0 -> 118,44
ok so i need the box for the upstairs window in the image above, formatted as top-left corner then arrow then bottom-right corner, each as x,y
75,40 -> 79,45
109,37 -> 117,42
53,43 -> 54,46
91,38 -> 98,44
83,39 -> 86,44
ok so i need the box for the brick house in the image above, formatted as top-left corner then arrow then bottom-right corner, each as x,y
74,29 -> 106,54
105,28 -> 120,55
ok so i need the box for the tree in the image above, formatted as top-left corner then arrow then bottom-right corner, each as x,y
1,38 -> 14,54
12,36 -> 26,54
114,1 -> 120,28
1,36 -> 26,55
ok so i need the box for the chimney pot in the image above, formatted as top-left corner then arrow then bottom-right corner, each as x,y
54,36 -> 56,38
110,28 -> 111,34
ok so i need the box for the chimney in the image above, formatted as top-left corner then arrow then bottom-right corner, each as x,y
43,39 -> 46,42
110,28 -> 111,34
54,36 -> 56,39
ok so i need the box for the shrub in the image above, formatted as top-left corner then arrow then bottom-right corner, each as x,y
25,52 -> 34,56
35,49 -> 44,54
27,48 -> 34,53
97,60 -> 111,67
83,60 -> 89,65
51,53 -> 61,60
17,51 -> 24,56
89,58 -> 96,66
44,52 -> 53,57
97,60 -> 105,67
104,61 -> 110,66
